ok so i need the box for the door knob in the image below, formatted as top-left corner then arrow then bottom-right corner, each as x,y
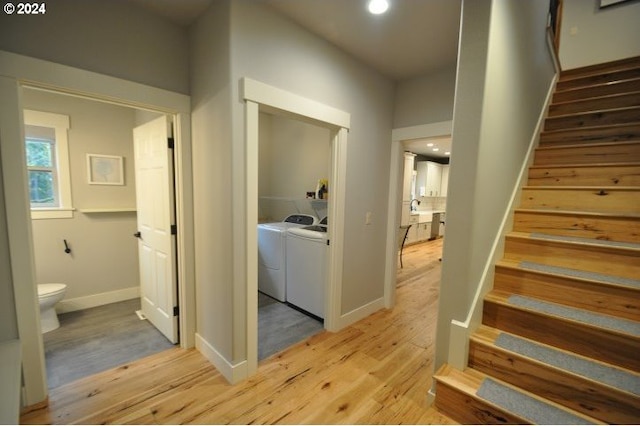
133,231 -> 142,238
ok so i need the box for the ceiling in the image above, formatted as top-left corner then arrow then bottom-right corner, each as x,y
263,0 -> 461,81
403,136 -> 451,160
127,0 -> 461,157
128,0 -> 461,82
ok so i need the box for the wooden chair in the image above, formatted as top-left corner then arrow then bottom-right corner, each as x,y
398,224 -> 411,268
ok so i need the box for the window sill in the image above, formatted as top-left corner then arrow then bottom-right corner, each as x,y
31,208 -> 75,220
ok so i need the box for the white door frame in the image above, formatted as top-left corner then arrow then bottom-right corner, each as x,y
241,78 -> 350,376
0,50 -> 196,406
384,121 -> 453,308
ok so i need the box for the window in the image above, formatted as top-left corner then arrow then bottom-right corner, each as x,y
23,110 -> 73,219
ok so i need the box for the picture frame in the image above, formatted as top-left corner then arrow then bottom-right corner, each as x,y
599,0 -> 633,8
87,154 -> 124,185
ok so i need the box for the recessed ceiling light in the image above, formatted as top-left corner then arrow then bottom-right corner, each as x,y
432,148 -> 439,152
427,143 -> 434,147
445,151 -> 451,155
368,0 -> 389,15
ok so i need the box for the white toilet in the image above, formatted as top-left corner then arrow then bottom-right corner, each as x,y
37,283 -> 67,333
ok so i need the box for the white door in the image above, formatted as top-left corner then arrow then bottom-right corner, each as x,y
133,116 -> 178,343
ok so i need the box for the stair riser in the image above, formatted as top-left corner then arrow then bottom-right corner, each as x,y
468,340 -> 640,424
534,143 -> 640,165
520,187 -> 640,213
433,380 -> 524,424
513,210 -> 640,244
528,165 -> 640,186
503,237 -> 640,281
544,108 -> 640,132
556,68 -> 640,91
482,301 -> 640,370
548,92 -> 640,116
553,79 -> 640,103
494,265 -> 640,321
560,56 -> 640,81
540,124 -> 640,145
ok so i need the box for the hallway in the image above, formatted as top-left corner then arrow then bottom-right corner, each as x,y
21,239 -> 451,424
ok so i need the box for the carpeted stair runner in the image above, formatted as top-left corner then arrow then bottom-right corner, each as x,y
476,378 -> 595,425
495,333 -> 640,395
507,294 -> 640,337
519,260 -> 640,289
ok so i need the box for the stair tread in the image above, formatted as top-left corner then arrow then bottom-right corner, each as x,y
435,365 -> 599,425
514,207 -> 640,219
550,90 -> 640,108
522,184 -> 639,190
487,292 -> 640,338
542,122 -> 640,134
554,74 -> 640,94
518,261 -> 640,290
536,140 -> 640,149
473,325 -> 640,397
515,207 -> 640,219
508,231 -> 640,251
546,104 -> 640,120
529,161 -> 640,168
559,57 -> 640,82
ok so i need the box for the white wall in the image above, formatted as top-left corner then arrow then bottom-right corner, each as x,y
23,89 -> 139,305
435,0 -> 555,370
0,0 -> 190,94
393,64 -> 458,129
559,0 -> 640,70
258,112 -> 330,222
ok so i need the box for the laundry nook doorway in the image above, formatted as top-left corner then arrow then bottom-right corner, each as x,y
242,78 -> 351,376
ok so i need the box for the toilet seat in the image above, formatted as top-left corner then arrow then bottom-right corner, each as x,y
38,283 -> 67,297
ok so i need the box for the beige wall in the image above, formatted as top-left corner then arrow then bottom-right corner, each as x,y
559,0 -> 640,70
190,0 -> 395,364
189,0 -> 235,362
258,112 -> 330,222
0,146 -> 18,341
435,0 -> 555,370
23,89 -> 139,303
0,0 -> 190,94
393,63 -> 458,129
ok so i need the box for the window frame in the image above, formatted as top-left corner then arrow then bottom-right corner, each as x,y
23,109 -> 73,219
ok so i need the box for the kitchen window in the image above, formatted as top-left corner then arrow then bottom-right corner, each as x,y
24,110 -> 73,219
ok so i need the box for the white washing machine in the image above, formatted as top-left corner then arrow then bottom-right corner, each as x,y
257,214 -> 318,301
285,218 -> 328,319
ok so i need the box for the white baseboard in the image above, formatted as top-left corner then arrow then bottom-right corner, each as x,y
195,333 -> 247,385
337,297 -> 385,330
56,286 -> 139,313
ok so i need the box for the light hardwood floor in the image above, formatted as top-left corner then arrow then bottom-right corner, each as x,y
21,238 -> 454,425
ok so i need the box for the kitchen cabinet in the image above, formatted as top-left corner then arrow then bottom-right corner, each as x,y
416,161 -> 442,197
416,222 -> 431,241
402,152 -> 416,201
440,165 -> 450,197
406,214 -> 419,244
406,214 -> 432,245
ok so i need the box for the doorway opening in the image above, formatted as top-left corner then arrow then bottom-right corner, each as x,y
256,111 -> 329,360
1,51 -> 194,405
242,77 -> 350,377
22,87 -> 180,389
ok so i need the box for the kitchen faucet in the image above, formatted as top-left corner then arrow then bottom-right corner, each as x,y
410,199 -> 420,211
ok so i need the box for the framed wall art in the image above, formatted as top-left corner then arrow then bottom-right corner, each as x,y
87,154 -> 124,185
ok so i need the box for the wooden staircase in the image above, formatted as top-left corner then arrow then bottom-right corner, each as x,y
434,56 -> 640,424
